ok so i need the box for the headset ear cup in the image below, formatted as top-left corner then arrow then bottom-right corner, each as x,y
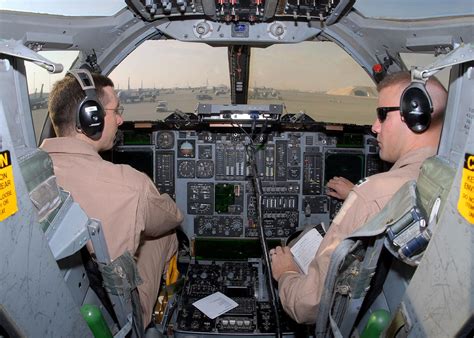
77,99 -> 105,140
400,82 -> 433,133
68,69 -> 105,140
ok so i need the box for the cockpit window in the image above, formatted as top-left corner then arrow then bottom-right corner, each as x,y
0,0 -> 124,16
108,40 -> 230,121
25,51 -> 79,141
354,0 -> 473,19
108,40 -> 377,126
249,41 -> 377,125
27,39 -> 384,140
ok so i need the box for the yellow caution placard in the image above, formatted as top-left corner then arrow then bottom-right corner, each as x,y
0,150 -> 18,222
458,153 -> 474,224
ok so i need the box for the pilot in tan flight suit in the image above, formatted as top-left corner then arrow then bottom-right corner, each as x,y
41,72 -> 183,328
270,71 -> 448,324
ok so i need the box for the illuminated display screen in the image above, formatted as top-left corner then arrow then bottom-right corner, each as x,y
113,148 -> 154,180
122,131 -> 151,145
215,183 -> 236,214
234,24 -> 247,32
324,151 -> 365,184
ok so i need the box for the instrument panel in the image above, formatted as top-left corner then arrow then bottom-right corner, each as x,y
112,117 -> 386,335
173,259 -> 298,336
112,120 -> 386,242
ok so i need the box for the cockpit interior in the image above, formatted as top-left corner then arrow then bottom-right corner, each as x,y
1,0 -> 473,337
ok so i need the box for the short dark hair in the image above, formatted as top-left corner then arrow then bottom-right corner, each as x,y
48,73 -> 114,136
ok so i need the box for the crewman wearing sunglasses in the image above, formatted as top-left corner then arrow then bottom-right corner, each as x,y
271,71 -> 448,324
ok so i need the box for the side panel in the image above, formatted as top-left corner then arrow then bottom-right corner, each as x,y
403,62 -> 474,337
0,56 -> 90,337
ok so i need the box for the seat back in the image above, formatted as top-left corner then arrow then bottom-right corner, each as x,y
315,156 -> 455,337
19,148 -> 143,337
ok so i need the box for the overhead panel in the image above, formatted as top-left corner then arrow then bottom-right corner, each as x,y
125,0 -> 347,23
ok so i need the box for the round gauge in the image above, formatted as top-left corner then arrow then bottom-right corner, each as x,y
179,140 -> 195,158
196,160 -> 214,178
156,131 -> 174,149
177,160 -> 195,178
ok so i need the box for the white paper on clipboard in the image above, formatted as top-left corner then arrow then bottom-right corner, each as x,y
192,292 -> 238,319
289,228 -> 323,274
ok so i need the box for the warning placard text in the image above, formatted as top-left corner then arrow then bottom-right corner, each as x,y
458,153 -> 474,224
0,150 -> 18,222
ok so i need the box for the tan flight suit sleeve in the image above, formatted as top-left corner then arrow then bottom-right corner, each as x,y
277,189 -> 380,324
141,177 -> 184,237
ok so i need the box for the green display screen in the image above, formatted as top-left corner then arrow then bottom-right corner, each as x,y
122,131 -> 151,145
215,183 -> 236,213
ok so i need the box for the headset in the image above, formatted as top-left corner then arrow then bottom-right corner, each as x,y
399,81 -> 433,134
67,69 -> 105,140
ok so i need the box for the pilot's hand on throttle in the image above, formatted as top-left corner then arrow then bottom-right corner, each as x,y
270,246 -> 300,281
326,176 -> 354,200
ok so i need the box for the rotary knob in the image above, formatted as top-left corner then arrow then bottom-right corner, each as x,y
193,20 -> 213,39
267,21 -> 287,40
